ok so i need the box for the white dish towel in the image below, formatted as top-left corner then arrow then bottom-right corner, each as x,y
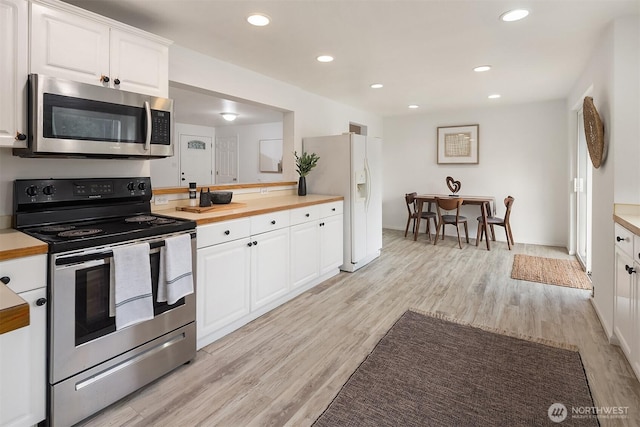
158,234 -> 194,305
109,242 -> 154,330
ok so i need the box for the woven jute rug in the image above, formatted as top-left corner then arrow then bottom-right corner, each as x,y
511,254 -> 592,290
314,310 -> 598,426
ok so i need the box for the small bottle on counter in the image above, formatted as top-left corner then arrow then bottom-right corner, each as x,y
189,182 -> 197,206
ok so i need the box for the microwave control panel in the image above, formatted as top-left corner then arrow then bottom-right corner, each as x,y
151,110 -> 171,145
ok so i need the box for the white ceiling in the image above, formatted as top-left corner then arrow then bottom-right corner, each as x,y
64,0 -> 638,119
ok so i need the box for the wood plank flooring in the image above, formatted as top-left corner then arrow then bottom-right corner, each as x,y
80,229 -> 640,426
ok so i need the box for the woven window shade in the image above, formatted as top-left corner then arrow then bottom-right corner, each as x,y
582,96 -> 605,168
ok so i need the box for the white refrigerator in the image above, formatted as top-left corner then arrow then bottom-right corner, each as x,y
303,133 -> 382,272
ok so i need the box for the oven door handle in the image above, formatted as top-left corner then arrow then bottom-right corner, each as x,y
144,101 -> 152,151
55,232 -> 195,266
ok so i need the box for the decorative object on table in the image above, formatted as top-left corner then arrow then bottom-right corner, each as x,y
314,310 -> 596,427
582,96 -> 605,168
511,255 -> 592,290
199,188 -> 211,207
294,151 -> 320,196
437,124 -> 479,164
445,176 -> 461,196
209,191 -> 233,204
189,182 -> 197,206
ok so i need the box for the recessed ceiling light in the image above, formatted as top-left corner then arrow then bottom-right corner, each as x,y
488,94 -> 501,99
220,112 -> 238,121
500,9 -> 529,22
473,65 -> 492,72
247,14 -> 270,26
317,55 -> 334,63
370,83 -> 383,89
408,104 -> 419,109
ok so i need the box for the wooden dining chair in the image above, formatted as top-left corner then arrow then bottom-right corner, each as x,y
476,196 -> 515,250
404,192 -> 437,240
434,197 -> 468,249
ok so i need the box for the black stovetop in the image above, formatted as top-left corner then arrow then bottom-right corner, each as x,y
14,177 -> 196,253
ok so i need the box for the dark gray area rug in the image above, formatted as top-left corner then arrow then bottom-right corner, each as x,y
314,310 -> 598,426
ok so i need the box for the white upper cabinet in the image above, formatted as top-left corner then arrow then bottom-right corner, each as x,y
30,1 -> 170,97
0,0 -> 28,148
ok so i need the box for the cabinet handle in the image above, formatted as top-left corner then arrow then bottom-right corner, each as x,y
247,242 -> 253,247
36,298 -> 47,306
15,132 -> 26,141
224,230 -> 230,235
253,241 -> 258,246
0,276 -> 9,284
114,78 -> 121,85
271,220 -> 276,225
625,265 -> 636,275
305,213 -> 310,217
100,75 -> 110,83
332,208 -> 336,211
616,236 -> 625,242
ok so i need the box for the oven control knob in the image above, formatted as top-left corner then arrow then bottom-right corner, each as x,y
25,185 -> 38,197
36,298 -> 47,306
43,185 -> 55,196
138,182 -> 146,191
127,182 -> 135,191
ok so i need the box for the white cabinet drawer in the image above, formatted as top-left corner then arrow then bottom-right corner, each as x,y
197,218 -> 251,248
319,201 -> 343,217
0,255 -> 47,294
614,223 -> 634,258
290,205 -> 320,226
250,211 -> 290,235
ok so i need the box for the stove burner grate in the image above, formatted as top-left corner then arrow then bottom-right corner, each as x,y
125,215 -> 157,223
40,225 -> 76,234
150,218 -> 177,225
58,228 -> 103,238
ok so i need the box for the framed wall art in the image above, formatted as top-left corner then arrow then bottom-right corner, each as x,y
437,124 -> 479,164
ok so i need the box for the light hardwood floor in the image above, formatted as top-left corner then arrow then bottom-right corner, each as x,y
80,229 -> 640,426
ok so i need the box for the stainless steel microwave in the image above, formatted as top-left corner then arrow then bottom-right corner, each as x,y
14,74 -> 174,159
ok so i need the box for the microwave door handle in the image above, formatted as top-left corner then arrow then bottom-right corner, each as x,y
144,101 -> 152,151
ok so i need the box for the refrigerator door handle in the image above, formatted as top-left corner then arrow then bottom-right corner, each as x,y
364,157 -> 372,211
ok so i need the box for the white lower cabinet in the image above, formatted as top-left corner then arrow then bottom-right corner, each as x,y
196,201 -> 343,349
0,255 -> 47,427
613,222 -> 640,380
197,237 -> 251,339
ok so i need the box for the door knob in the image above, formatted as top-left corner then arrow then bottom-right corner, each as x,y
36,298 -> 47,306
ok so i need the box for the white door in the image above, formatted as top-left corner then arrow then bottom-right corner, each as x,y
180,135 -> 212,186
290,221 -> 320,289
250,228 -> 290,310
109,29 -> 169,97
196,238 -> 251,346
215,136 -> 239,184
614,248 -> 634,358
320,213 -> 344,275
0,0 -> 28,147
351,134 -> 367,263
30,3 -> 110,87
576,109 -> 592,273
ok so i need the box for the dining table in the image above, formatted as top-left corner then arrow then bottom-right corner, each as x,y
414,194 -> 496,250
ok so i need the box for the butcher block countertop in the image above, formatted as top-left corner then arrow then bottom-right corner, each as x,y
0,230 -> 47,334
158,194 -> 344,226
614,204 -> 640,235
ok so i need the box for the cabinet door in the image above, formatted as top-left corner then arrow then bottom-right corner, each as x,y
0,287 -> 46,427
31,3 -> 110,86
110,29 -> 169,97
614,247 -> 635,358
0,0 -> 28,147
290,221 -> 320,290
197,238 -> 251,343
320,214 -> 344,275
251,228 -> 290,310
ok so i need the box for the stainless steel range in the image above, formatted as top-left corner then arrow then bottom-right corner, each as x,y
14,177 -> 197,427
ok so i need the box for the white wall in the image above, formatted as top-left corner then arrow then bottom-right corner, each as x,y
215,122 -> 283,183
383,99 -> 568,247
567,15 -> 640,338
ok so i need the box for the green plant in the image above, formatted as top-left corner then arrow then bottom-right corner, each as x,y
294,151 -> 320,177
